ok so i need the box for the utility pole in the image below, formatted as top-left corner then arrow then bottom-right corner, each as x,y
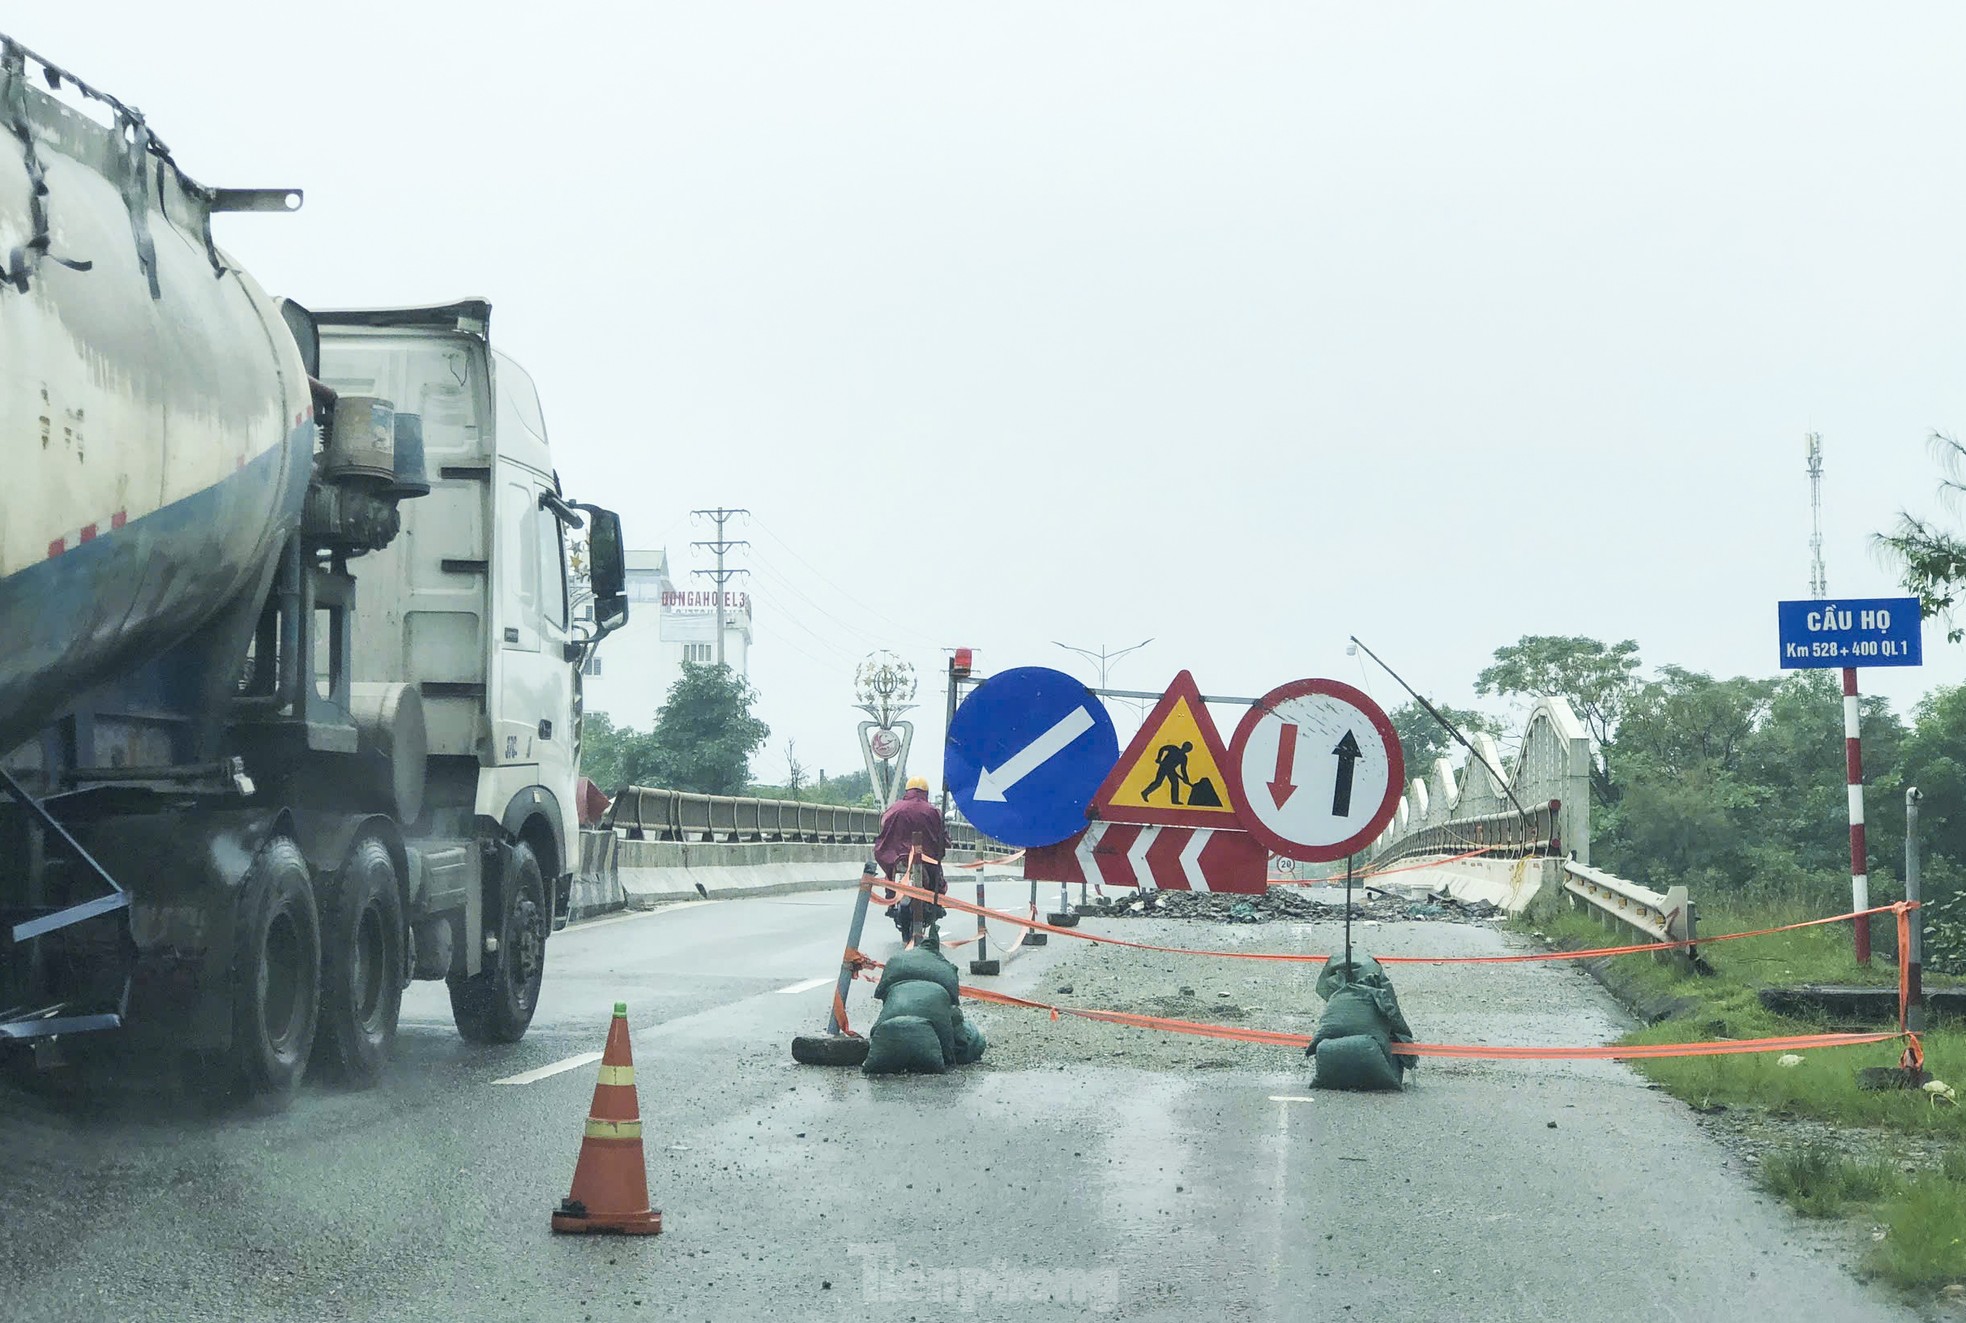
1806,434 -> 1828,600
1053,639 -> 1153,689
1805,437 -> 1870,963
690,507 -> 749,668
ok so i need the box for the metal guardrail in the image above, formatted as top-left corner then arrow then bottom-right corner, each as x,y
1370,801 -> 1562,870
601,785 -> 1002,854
1562,860 -> 1695,957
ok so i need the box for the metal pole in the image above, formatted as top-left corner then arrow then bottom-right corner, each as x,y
1906,786 -> 1924,1031
974,871 -> 990,965
941,658 -> 959,819
1843,667 -> 1870,964
823,867 -> 876,1034
1343,854 -> 1354,970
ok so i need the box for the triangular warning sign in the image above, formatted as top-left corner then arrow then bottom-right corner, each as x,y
1091,671 -> 1243,828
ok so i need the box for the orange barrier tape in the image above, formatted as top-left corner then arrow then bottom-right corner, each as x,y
957,981 -> 1915,1062
841,931 -> 1921,1064
873,878 -> 1919,968
953,849 -> 1026,871
1364,845 -> 1505,880
1269,845 -> 1504,885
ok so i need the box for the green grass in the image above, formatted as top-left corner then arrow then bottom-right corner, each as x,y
1529,897 -> 1966,1294
1869,1167 -> 1966,1289
1760,1143 -> 1903,1218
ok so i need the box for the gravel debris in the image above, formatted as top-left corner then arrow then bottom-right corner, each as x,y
1076,885 -> 1505,925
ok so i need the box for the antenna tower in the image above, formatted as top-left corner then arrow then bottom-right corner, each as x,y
1806,434 -> 1827,599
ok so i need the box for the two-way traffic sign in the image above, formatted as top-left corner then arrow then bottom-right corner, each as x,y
1228,678 -> 1404,862
945,666 -> 1120,848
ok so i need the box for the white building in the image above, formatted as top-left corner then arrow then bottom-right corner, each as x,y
580,549 -> 752,726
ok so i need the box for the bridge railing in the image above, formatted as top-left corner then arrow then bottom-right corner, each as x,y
1371,695 -> 1593,867
601,785 -> 1002,854
1369,801 -> 1563,870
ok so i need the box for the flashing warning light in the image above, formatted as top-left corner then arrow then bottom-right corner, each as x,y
951,647 -> 973,678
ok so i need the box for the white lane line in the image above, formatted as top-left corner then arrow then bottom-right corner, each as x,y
493,1051 -> 602,1085
1268,1095 -> 1316,1103
775,975 -> 834,995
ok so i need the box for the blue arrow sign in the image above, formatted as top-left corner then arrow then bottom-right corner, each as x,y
1778,597 -> 1923,669
946,667 -> 1119,848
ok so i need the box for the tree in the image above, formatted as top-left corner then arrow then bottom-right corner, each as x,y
1476,635 -> 1640,800
1615,666 -> 1777,780
1388,701 -> 1503,784
645,663 -> 771,795
784,740 -> 807,800
577,711 -> 663,792
1879,432 -> 1966,642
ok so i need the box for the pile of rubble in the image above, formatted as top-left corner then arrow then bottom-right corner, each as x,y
1076,886 -> 1505,925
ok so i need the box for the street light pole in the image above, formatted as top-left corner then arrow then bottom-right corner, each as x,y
1053,638 -> 1154,690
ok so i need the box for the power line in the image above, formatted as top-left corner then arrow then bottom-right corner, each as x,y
690,507 -> 749,668
749,516 -> 944,648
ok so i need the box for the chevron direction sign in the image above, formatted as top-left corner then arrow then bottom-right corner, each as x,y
1023,822 -> 1268,895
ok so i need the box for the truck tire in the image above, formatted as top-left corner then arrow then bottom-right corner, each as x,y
448,840 -> 547,1044
194,836 -> 321,1109
314,836 -> 405,1087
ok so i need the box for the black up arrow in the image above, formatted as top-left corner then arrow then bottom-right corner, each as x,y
1331,730 -> 1363,817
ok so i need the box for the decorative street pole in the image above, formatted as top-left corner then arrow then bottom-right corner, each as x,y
854,651 -> 918,808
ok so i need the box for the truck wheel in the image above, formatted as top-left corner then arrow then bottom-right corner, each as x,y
195,836 -> 321,1109
314,837 -> 405,1087
448,841 -> 547,1044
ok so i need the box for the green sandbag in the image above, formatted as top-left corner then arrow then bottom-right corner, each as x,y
881,980 -> 957,1063
1312,1033 -> 1403,1090
875,939 -> 960,1004
1308,949 -> 1415,1086
952,1017 -> 987,1065
862,1015 -> 949,1075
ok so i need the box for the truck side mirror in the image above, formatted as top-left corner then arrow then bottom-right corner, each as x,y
584,507 -> 626,600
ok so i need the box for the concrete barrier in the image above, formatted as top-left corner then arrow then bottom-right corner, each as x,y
1374,855 -> 1562,914
569,829 -> 1001,920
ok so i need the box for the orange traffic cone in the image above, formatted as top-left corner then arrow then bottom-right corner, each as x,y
550,1002 -> 663,1235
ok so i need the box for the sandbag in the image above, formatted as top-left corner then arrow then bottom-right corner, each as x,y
1313,1033 -> 1403,1091
952,1016 -> 987,1065
881,979 -> 957,1064
875,937 -> 961,1004
1307,949 -> 1414,1089
862,1015 -> 949,1075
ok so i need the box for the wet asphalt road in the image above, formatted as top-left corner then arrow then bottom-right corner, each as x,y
0,873 -> 1919,1322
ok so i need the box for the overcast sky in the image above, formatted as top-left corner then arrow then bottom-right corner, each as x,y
15,4 -> 1966,782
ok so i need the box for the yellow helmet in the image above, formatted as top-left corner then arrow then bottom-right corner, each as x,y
906,776 -> 930,792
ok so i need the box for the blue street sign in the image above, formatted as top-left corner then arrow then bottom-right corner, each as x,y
946,666 -> 1119,847
1778,597 -> 1923,669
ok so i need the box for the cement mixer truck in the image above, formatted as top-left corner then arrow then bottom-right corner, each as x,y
0,37 -> 629,1104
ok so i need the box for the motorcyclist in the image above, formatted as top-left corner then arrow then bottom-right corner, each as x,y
876,776 -> 949,942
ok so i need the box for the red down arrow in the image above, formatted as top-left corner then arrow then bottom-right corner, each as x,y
1268,723 -> 1299,808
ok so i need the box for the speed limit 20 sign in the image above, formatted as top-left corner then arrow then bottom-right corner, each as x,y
1227,678 -> 1404,862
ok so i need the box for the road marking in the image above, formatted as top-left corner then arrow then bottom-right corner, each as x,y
493,1051 -> 602,1085
775,975 -> 834,995
1268,1095 -> 1316,1103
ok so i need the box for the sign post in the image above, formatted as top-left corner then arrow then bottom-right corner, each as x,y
1777,597 -> 1923,965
